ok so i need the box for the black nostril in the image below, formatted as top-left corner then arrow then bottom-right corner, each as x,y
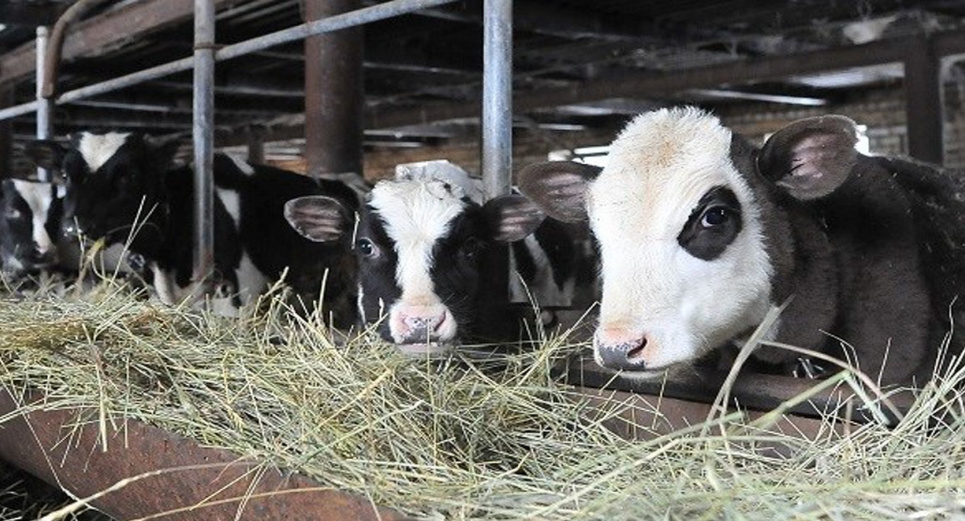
626,338 -> 647,361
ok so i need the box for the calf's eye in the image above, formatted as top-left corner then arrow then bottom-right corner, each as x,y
356,238 -> 380,258
700,206 -> 730,228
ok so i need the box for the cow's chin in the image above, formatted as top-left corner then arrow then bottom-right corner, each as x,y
396,340 -> 455,357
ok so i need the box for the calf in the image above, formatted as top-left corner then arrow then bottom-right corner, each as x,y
284,160 -> 580,352
518,107 -> 952,386
24,132 -> 358,320
0,178 -> 129,281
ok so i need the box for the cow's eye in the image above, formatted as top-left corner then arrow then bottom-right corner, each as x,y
356,238 -> 379,258
700,206 -> 731,228
5,209 -> 21,220
461,238 -> 483,260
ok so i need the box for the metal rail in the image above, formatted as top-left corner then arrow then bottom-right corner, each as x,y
193,0 -> 216,286
0,0 -> 460,121
34,27 -> 52,182
481,0 -> 513,200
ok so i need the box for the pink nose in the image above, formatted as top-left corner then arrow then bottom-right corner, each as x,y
393,306 -> 450,344
594,326 -> 649,371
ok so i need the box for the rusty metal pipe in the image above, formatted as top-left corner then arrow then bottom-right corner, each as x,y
41,0 -> 114,99
0,0 -> 459,122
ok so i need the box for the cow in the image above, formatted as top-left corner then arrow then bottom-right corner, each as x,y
23,132 -> 359,321
516,106 -> 962,386
0,177 -> 131,282
284,160 -> 583,353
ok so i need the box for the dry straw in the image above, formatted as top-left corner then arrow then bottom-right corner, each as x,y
0,275 -> 964,520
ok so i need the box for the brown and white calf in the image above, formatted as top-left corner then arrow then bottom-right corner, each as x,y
518,106 -> 955,386
285,160 -> 581,352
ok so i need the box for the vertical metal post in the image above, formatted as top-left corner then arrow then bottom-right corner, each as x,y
193,0 -> 216,284
480,0 -> 513,332
0,87 -> 13,179
481,0 -> 513,199
246,126 -> 265,164
304,0 -> 364,179
905,36 -> 944,164
36,26 -> 53,181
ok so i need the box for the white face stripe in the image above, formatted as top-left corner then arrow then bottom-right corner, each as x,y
588,107 -> 773,369
226,154 -> 256,176
78,132 -> 130,173
369,178 -> 469,307
216,188 -> 241,228
11,179 -> 55,255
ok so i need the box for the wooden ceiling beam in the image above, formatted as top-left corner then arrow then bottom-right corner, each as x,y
0,0 -> 239,87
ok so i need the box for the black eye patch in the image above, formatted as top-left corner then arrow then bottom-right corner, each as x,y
677,186 -> 743,260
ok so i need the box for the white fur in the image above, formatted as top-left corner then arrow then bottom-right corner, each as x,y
369,174 -> 466,342
226,154 -> 256,176
11,179 -> 55,258
215,188 -> 267,308
588,107 -> 773,372
394,160 -> 484,204
78,132 -> 130,173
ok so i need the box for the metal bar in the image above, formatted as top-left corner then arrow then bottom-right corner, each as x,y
35,26 -> 52,182
481,0 -> 513,200
193,0 -> 216,287
0,0 -> 459,122
304,0 -> 364,178
42,0 -> 113,99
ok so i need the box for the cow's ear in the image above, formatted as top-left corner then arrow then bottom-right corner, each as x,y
144,134 -> 183,168
22,140 -> 67,175
758,115 -> 858,200
483,194 -> 545,243
516,161 -> 600,222
284,195 -> 352,243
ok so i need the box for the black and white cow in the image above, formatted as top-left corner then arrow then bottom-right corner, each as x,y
24,132 -> 359,320
518,106 -> 958,386
284,160 -> 580,352
0,177 -> 130,281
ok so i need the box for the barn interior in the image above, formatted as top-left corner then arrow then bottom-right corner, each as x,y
0,1 -> 964,519
2,0 -> 965,180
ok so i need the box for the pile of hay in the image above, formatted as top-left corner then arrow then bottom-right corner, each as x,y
0,280 -> 964,520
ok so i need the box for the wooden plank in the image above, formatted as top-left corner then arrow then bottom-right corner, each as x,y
0,0 -> 238,87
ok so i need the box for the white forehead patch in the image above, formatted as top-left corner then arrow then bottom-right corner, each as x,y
369,173 -> 471,304
11,179 -> 55,254
590,106 -> 738,240
78,132 -> 131,173
394,160 -> 484,205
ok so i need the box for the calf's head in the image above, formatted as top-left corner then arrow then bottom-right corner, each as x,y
0,179 -> 62,277
518,107 -> 858,377
285,176 -> 544,351
24,132 -> 179,251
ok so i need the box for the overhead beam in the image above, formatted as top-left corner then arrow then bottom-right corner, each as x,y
0,0 -> 237,87
0,2 -> 66,27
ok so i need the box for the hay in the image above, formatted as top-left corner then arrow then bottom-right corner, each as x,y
0,279 -> 964,520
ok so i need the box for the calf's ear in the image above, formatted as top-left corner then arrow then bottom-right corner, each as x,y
22,140 -> 68,178
515,161 -> 600,222
484,194 -> 545,242
758,115 -> 858,200
284,195 -> 352,243
143,134 -> 183,168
